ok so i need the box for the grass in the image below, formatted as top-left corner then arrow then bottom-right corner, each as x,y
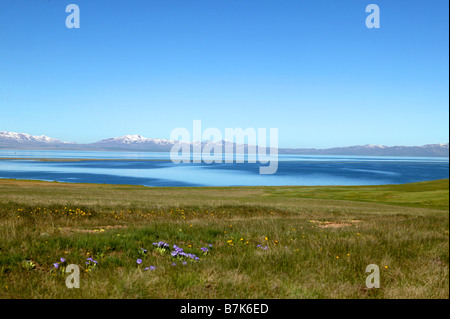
0,178 -> 448,299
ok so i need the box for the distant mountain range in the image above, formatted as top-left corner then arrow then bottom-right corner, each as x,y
0,131 -> 448,157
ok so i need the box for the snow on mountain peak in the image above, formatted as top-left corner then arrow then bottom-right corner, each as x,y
363,144 -> 387,148
117,134 -> 146,142
96,134 -> 178,145
0,131 -> 63,144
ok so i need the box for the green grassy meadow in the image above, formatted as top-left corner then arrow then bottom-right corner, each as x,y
0,178 -> 448,298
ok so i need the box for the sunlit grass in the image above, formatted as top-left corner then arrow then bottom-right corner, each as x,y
0,179 -> 448,298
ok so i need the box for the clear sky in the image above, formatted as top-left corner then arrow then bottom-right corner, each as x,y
0,0 -> 448,148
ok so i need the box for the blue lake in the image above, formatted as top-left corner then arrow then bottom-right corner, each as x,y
0,150 -> 448,187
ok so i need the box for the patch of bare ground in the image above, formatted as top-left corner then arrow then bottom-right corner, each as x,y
310,219 -> 362,228
61,225 -> 127,234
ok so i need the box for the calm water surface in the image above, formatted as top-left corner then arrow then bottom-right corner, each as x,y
0,150 -> 448,187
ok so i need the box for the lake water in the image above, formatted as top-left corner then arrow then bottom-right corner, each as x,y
0,150 -> 448,187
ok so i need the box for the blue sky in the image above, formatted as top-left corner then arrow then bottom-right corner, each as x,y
0,0 -> 448,148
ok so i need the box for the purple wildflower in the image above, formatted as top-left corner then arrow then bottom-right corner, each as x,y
60,258 -> 66,263
136,259 -> 143,264
153,242 -> 169,249
53,263 -> 59,269
173,245 -> 183,252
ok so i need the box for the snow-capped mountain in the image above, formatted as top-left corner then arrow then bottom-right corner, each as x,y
95,134 -> 179,146
0,131 -> 448,157
0,131 -> 70,146
91,134 -> 234,152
